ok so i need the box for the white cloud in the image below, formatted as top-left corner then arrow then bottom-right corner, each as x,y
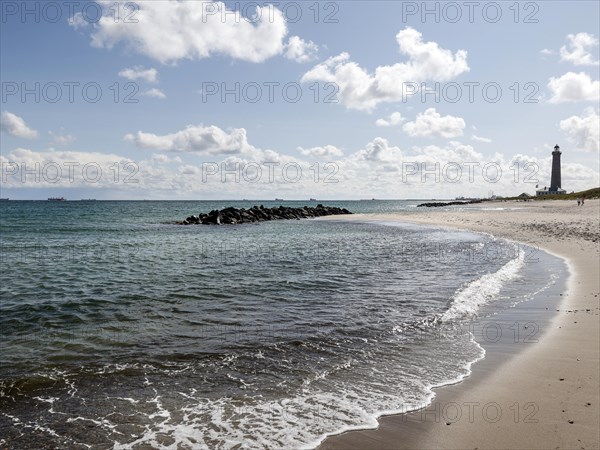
49,131 -> 76,145
472,134 -> 492,143
68,12 -> 88,30
0,111 -> 38,139
559,108 -> 599,152
142,88 -> 166,99
85,1 -> 288,63
179,164 -> 200,175
151,153 -> 181,164
3,139 -> 598,198
355,137 -> 401,162
560,32 -> 599,66
124,125 -> 253,155
118,66 -> 158,83
402,108 -> 465,138
375,112 -> 405,127
540,48 -> 555,56
547,72 -> 600,103
412,141 -> 483,163
0,148 -> 136,188
284,36 -> 318,63
560,162 -> 600,190
297,145 -> 343,157
301,27 -> 469,111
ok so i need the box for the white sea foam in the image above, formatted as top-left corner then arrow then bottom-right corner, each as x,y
441,246 -> 525,321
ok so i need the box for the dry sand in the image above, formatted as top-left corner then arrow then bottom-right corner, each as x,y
319,199 -> 600,450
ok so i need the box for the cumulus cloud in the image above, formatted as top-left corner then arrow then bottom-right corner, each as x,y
150,153 -> 181,164
284,36 -> 318,63
81,1 -> 288,63
298,145 -> 343,157
3,138 -> 598,198
559,108 -> 599,152
118,66 -> 158,83
0,111 -> 38,139
68,11 -> 89,29
178,164 -> 200,175
547,72 -> 600,103
560,32 -> 599,66
402,108 -> 465,138
124,125 -> 254,155
412,141 -> 483,163
142,88 -> 167,99
559,162 -> 600,189
49,131 -> 76,145
375,112 -> 405,127
301,27 -> 469,111
355,137 -> 401,162
0,148 -> 136,188
472,134 -> 492,143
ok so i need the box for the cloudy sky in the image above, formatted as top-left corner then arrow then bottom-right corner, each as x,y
1,0 -> 598,199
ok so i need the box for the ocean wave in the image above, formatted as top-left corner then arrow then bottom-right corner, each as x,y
442,246 -> 525,321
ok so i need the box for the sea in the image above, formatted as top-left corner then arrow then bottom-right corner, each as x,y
0,200 -> 567,449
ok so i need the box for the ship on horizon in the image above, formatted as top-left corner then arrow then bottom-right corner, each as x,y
48,197 -> 66,202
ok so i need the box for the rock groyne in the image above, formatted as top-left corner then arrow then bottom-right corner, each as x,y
179,204 -> 352,225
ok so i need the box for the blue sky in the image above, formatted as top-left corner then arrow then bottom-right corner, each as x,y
1,1 -> 599,199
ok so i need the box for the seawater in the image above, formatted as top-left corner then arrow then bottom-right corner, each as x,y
0,201 -> 566,449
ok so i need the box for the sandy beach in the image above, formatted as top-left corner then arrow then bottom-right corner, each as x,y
320,199 -> 600,449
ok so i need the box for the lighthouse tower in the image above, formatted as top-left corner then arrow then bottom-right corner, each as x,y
536,145 -> 567,196
550,145 -> 561,192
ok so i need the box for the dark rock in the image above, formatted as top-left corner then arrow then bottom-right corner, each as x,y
179,204 -> 353,225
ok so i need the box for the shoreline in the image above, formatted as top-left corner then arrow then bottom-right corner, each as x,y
319,199 -> 599,449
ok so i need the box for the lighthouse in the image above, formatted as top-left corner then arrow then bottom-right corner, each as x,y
536,145 -> 567,196
550,145 -> 561,191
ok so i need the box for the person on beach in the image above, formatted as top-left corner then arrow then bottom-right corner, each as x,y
577,198 -> 581,206
581,197 -> 585,206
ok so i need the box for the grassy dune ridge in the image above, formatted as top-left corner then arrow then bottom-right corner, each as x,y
504,187 -> 600,201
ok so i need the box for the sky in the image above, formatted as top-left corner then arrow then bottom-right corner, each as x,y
1,0 -> 599,200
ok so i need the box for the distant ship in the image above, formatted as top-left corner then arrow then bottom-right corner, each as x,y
275,198 -> 284,201
309,198 -> 317,202
0,198 -> 9,201
48,197 -> 66,201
